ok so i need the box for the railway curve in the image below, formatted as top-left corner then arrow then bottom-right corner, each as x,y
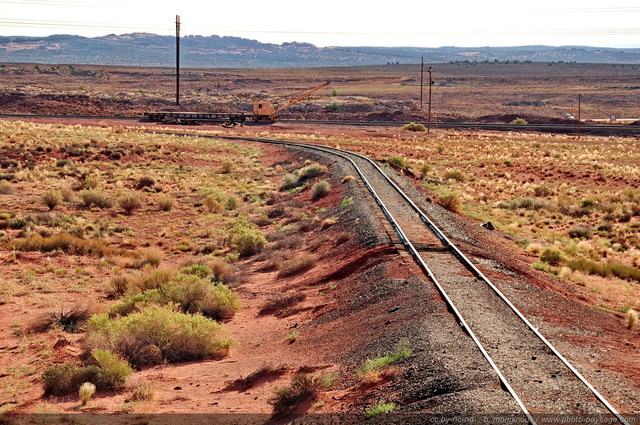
148,129 -> 630,423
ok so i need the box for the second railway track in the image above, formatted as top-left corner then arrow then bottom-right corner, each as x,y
154,129 -> 630,423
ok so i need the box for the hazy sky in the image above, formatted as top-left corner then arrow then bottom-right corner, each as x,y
1,0 -> 639,48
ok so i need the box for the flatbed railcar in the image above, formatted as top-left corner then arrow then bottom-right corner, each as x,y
144,111 -> 247,124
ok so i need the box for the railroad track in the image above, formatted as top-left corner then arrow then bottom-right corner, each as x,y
150,129 -> 629,423
2,113 -> 640,136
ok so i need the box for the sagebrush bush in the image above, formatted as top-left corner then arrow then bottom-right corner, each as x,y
298,163 -> 328,180
91,349 -> 132,388
277,254 -> 317,278
443,169 -> 466,182
42,349 -> 132,397
280,174 -> 300,191
403,122 -> 426,132
437,191 -> 462,213
268,374 -> 321,418
157,194 -> 175,211
136,176 -> 156,190
386,156 -> 407,168
220,161 -> 234,174
86,305 -> 235,367
11,232 -> 119,257
0,181 -> 14,194
118,192 -> 142,214
80,190 -> 112,209
227,217 -> 267,256
42,189 -> 63,210
539,246 -> 565,265
311,180 -> 330,200
204,194 -> 225,213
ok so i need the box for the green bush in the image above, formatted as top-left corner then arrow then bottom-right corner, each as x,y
87,305 -> 235,367
110,274 -> 240,320
511,117 -> 528,125
42,349 -> 131,396
539,246 -> 565,265
227,217 -> 267,256
566,257 -> 640,282
386,156 -> 407,169
403,122 -> 426,132
365,400 -> 397,418
91,349 -> 132,388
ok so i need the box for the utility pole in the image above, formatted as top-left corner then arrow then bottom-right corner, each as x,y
420,56 -> 424,112
577,93 -> 581,139
427,65 -> 433,134
176,15 -> 180,107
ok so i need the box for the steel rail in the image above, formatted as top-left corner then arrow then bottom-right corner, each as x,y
342,144 -> 631,425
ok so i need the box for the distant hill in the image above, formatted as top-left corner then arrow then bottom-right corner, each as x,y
1,33 -> 639,67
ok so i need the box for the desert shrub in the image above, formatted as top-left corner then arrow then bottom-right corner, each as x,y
220,161 -> 234,174
128,383 -> 157,402
30,303 -> 94,333
566,258 -> 640,282
118,192 -> 142,214
180,264 -> 211,278
311,180 -> 330,200
419,162 -> 432,176
341,175 -> 356,184
136,176 -> 156,190
365,400 -> 397,418
157,194 -> 175,211
277,254 -> 316,278
79,382 -> 96,406
80,190 -> 112,209
259,292 -> 306,315
157,274 -> 240,320
511,117 -> 528,125
568,226 -> 593,240
42,189 -> 63,210
533,185 -> 552,197
268,374 -> 321,418
127,266 -> 177,293
0,181 -> 13,194
500,197 -> 552,211
403,122 -> 426,132
386,156 -> 407,168
86,305 -> 235,367
11,232 -> 117,257
437,190 -> 462,213
91,349 -> 132,388
443,169 -> 465,182
136,246 -> 164,268
628,310 -> 638,330
83,174 -> 100,190
227,217 -> 267,256
539,246 -> 565,265
203,194 -> 225,213
280,173 -> 300,191
42,349 -> 131,397
298,163 -> 327,180
42,363 -> 101,397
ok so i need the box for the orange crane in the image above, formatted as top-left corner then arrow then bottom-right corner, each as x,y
253,81 -> 330,122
